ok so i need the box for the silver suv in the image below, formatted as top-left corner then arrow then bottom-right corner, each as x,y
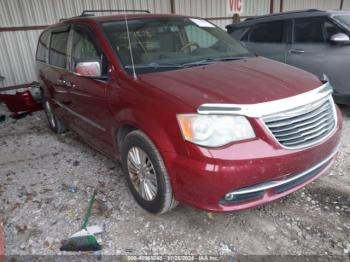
227,9 -> 350,106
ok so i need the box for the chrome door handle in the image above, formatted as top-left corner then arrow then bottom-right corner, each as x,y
66,82 -> 76,88
58,79 -> 75,88
57,79 -> 67,85
289,49 -> 305,54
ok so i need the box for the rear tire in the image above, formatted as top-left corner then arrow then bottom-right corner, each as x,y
121,130 -> 178,214
44,100 -> 67,134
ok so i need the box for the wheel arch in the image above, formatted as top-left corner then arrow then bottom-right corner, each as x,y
112,108 -> 179,156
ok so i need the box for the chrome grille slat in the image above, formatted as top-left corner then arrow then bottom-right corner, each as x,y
274,117 -> 333,138
269,111 -> 333,133
265,102 -> 331,128
282,126 -> 333,146
263,97 -> 336,149
277,121 -> 333,142
263,98 -> 329,122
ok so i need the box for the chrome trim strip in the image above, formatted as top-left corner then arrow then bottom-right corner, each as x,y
225,144 -> 339,199
263,99 -> 331,125
52,99 -> 106,132
197,82 -> 333,118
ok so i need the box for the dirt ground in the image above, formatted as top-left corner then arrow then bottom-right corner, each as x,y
0,103 -> 349,256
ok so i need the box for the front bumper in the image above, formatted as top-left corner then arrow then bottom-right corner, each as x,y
220,145 -> 338,205
166,108 -> 342,212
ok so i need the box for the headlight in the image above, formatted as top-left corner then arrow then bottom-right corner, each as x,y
177,114 -> 255,147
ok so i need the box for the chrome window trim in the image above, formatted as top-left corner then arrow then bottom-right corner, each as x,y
225,143 -> 340,200
197,82 -> 333,118
52,99 -> 106,132
36,60 -> 107,80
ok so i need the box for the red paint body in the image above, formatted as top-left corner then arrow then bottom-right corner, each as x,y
36,14 -> 342,212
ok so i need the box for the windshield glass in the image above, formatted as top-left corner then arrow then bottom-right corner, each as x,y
333,15 -> 350,30
102,17 -> 251,74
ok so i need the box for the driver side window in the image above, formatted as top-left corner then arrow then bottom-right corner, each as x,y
185,25 -> 218,48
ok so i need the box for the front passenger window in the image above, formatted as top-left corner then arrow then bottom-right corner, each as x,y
294,17 -> 344,43
71,26 -> 108,76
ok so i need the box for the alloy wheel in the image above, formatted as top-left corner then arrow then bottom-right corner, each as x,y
44,101 -> 56,128
127,147 -> 158,201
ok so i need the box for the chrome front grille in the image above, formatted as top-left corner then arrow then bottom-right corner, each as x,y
263,96 -> 336,149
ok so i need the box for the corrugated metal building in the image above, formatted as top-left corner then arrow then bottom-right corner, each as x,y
1,0 -> 350,88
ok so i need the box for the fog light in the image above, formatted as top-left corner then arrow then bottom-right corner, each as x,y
225,193 -> 235,201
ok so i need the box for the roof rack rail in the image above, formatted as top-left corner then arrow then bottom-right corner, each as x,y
81,9 -> 150,17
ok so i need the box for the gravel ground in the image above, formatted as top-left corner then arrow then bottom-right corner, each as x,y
0,104 -> 349,256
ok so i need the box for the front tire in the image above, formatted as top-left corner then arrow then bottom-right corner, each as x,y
44,100 -> 67,134
121,130 -> 178,214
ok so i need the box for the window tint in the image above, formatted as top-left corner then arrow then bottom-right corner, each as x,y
334,15 -> 350,29
241,28 -> 249,41
71,25 -> 108,76
185,24 -> 218,48
49,29 -> 69,68
249,21 -> 284,43
324,20 -> 344,38
36,30 -> 50,62
294,17 -> 343,43
230,28 -> 247,41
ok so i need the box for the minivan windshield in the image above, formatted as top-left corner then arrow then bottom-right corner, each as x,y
333,15 -> 350,30
102,17 -> 252,74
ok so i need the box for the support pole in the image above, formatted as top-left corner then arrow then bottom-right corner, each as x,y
340,0 -> 344,10
170,0 -> 175,14
280,0 -> 284,12
270,0 -> 274,14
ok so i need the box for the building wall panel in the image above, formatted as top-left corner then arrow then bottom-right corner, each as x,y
0,30 -> 42,87
0,0 -> 171,27
243,0 -> 270,16
282,0 -> 341,11
343,0 -> 350,10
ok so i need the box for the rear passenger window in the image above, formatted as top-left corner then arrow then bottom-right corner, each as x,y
49,29 -> 69,68
36,30 -> 50,62
249,21 -> 284,43
294,17 -> 343,43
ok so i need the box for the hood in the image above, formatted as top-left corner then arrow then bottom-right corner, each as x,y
139,57 -> 322,110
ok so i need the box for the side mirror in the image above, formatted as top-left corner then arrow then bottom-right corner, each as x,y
75,61 -> 101,78
330,33 -> 350,44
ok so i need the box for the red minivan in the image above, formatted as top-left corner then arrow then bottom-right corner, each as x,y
36,11 -> 342,214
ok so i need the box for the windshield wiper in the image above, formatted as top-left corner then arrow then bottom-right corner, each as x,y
125,62 -> 183,69
182,59 -> 219,67
182,56 -> 250,68
212,56 -> 251,61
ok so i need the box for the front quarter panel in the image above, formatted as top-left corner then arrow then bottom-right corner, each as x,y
107,72 -> 191,157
